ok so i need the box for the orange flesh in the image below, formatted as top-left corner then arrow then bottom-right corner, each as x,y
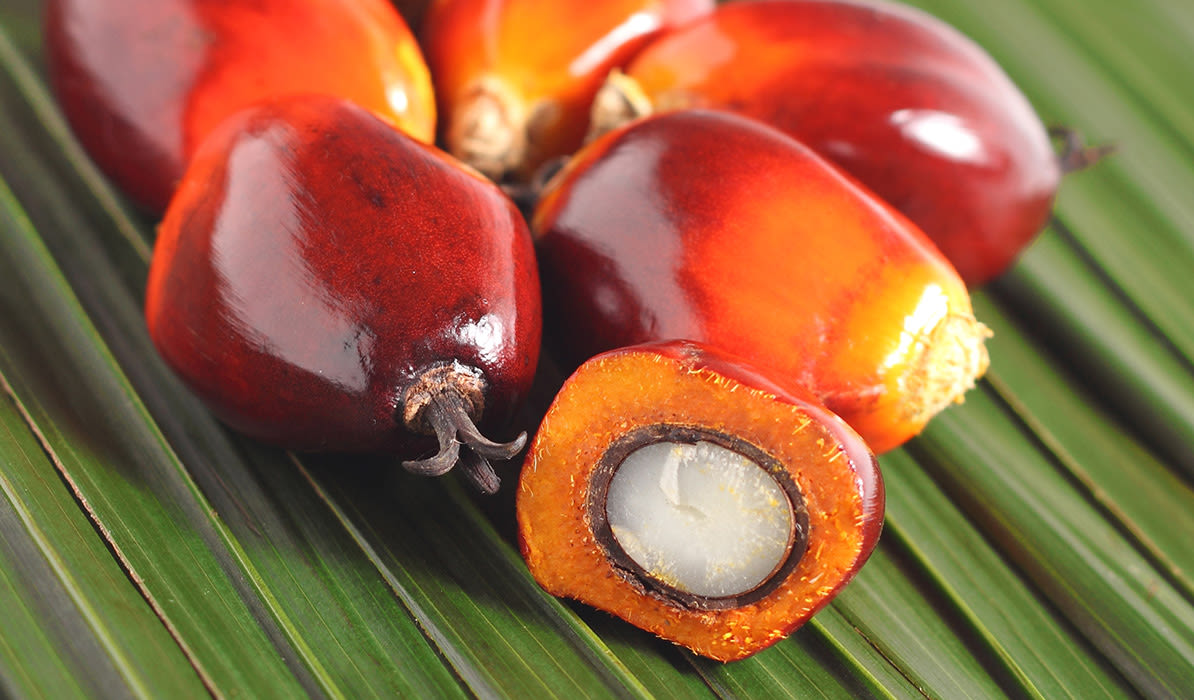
517,342 -> 882,661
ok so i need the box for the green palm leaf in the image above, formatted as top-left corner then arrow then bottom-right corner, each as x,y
2,0 -> 1192,697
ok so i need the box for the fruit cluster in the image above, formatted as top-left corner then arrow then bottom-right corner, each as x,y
47,0 -> 1088,662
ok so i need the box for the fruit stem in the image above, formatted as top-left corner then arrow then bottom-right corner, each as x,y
586,69 -> 654,143
400,366 -> 526,494
401,398 -> 462,478
1050,126 -> 1116,173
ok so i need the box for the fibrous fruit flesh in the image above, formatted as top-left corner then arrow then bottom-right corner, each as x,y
517,340 -> 883,661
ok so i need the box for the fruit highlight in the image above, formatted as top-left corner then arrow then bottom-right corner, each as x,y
145,95 -> 540,491
590,0 -> 1064,284
35,0 -> 1066,664
534,109 -> 990,453
46,0 -> 436,212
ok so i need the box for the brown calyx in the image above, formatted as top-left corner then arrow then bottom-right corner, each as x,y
447,78 -> 568,183
586,423 -> 810,612
448,80 -> 527,181
448,78 -> 563,182
586,69 -> 655,143
400,363 -> 526,494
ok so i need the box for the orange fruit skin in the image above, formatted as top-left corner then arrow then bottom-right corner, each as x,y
613,0 -> 1059,284
421,0 -> 712,178
517,340 -> 883,661
45,0 -> 435,212
534,110 -> 987,454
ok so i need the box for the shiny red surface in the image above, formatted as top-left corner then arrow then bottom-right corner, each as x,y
146,96 -> 540,455
622,0 -> 1060,284
533,110 -> 975,453
45,0 -> 435,213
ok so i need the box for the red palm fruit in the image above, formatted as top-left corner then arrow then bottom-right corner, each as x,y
533,109 -> 989,454
590,0 -> 1062,284
45,0 -> 436,213
517,340 -> 883,661
145,95 -> 540,493
420,0 -> 713,182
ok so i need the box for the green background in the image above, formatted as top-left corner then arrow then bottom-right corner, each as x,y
2,0 -> 1193,697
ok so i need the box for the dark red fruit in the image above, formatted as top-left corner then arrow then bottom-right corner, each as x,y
145,95 -> 540,492
594,0 -> 1066,284
45,0 -> 435,213
533,109 -> 988,454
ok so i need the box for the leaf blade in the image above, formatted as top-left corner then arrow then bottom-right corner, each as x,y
0,173 -> 308,696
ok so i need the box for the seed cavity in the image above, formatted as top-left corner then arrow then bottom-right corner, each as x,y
590,425 -> 808,610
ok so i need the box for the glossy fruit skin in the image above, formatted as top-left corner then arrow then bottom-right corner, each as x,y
45,0 -> 436,213
518,340 -> 883,661
534,110 -> 987,454
420,0 -> 712,180
146,95 -> 540,455
609,0 -> 1059,284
